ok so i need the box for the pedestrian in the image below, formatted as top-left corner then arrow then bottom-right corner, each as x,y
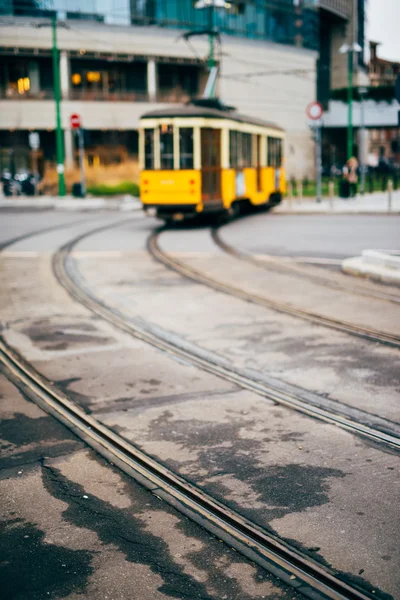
346,157 -> 359,197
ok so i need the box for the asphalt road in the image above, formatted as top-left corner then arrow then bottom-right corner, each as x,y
1,210 -> 399,258
1,208 -> 399,599
218,213 -> 400,259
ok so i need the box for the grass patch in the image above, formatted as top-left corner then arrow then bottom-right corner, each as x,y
86,181 -> 139,197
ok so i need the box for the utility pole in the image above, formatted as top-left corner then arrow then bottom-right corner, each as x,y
52,14 -> 66,196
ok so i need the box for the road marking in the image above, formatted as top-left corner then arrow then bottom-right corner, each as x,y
72,251 -> 125,257
253,254 -> 343,265
2,251 -> 40,257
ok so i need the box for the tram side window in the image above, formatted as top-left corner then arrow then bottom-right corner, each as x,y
179,128 -> 194,169
144,129 -> 154,170
229,131 -> 253,168
267,137 -> 282,167
160,124 -> 174,170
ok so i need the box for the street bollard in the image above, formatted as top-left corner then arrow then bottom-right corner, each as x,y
329,180 -> 335,210
388,179 -> 393,212
297,180 -> 303,203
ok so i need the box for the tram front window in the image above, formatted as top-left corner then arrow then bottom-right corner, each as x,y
144,128 -> 154,169
160,124 -> 174,170
179,128 -> 194,169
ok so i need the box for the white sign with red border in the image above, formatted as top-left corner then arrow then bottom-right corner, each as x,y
306,101 -> 324,121
70,113 -> 81,129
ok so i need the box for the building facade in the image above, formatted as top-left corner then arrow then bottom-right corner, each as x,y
1,1 -> 359,182
322,6 -> 400,171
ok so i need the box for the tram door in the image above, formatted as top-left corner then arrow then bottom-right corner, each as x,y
201,128 -> 221,203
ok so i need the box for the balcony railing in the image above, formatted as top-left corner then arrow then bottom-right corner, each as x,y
0,87 -> 54,99
68,88 -> 149,102
0,86 -> 195,103
156,89 -> 191,104
319,0 -> 351,19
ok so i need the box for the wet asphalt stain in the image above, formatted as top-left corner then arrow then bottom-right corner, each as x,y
213,321 -> 400,391
22,320 -> 113,352
0,413 -> 76,447
54,378 -> 93,412
0,518 -> 95,600
0,443 -> 81,477
0,412 -> 82,474
41,461 -> 266,600
146,412 -> 345,522
93,387 -> 238,416
249,332 -> 400,390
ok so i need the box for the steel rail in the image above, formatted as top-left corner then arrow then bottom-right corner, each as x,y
149,229 -> 400,349
0,217 -> 93,251
0,219 -> 394,599
0,335 -> 382,600
52,223 -> 400,448
211,227 -> 400,305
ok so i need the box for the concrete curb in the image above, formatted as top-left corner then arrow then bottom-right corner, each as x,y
273,191 -> 400,215
0,195 -> 141,211
342,250 -> 400,284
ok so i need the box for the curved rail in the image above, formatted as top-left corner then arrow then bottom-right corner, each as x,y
53,222 -> 400,448
0,338 -> 381,600
211,227 -> 400,305
0,219 -> 393,599
149,229 -> 400,349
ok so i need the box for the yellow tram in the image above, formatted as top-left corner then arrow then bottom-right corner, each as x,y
139,98 -> 285,222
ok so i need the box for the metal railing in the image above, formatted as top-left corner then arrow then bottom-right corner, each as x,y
68,88 -> 148,102
0,87 -> 54,99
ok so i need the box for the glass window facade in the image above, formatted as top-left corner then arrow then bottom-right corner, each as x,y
2,1 -> 318,49
69,58 -> 147,100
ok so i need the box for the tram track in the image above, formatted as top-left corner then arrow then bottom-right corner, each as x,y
211,226 -> 400,306
149,228 -> 400,349
1,334 -> 384,600
0,219 -> 397,599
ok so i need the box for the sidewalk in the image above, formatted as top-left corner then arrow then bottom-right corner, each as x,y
0,194 -> 141,211
273,190 -> 400,214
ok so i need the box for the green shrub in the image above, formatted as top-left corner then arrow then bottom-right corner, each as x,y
86,181 -> 140,197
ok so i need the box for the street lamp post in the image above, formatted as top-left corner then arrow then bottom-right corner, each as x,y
358,86 -> 368,195
52,15 -> 66,197
194,0 -> 231,97
339,42 -> 362,161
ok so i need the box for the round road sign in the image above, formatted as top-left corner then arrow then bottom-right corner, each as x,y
70,113 -> 81,129
306,101 -> 324,121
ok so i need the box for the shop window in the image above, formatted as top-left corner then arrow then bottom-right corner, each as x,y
144,129 -> 154,170
160,124 -> 174,170
179,128 -> 194,169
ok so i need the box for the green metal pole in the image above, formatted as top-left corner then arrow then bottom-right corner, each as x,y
347,49 -> 353,160
52,14 -> 66,196
207,4 -> 216,97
